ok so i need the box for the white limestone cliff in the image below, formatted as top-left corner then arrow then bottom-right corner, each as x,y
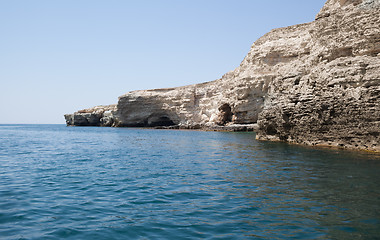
65,0 -> 380,152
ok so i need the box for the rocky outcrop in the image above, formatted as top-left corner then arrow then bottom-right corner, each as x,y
64,105 -> 117,127
65,0 -> 380,152
255,0 -> 380,152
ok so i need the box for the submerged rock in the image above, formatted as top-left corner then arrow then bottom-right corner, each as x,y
65,0 -> 380,152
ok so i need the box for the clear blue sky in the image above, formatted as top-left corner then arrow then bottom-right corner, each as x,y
0,0 -> 326,124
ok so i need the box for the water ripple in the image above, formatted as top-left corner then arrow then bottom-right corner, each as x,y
0,125 -> 380,239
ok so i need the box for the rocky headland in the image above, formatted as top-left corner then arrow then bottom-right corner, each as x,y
65,0 -> 380,152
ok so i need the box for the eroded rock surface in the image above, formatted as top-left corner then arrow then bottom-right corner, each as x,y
256,0 -> 380,152
65,0 -> 380,152
64,105 -> 117,127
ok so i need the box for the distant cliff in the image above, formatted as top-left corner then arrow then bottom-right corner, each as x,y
65,0 -> 380,152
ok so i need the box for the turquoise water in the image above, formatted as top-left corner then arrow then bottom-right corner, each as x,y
0,125 -> 380,239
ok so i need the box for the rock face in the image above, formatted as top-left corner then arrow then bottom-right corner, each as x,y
256,0 -> 380,152
65,0 -> 380,152
64,105 -> 117,127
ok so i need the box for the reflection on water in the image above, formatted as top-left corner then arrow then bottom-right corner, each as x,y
0,125 -> 379,239
220,133 -> 380,239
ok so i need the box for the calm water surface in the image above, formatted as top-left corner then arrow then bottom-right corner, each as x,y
0,124 -> 379,239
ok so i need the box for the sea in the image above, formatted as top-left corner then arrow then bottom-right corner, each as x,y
0,124 -> 379,239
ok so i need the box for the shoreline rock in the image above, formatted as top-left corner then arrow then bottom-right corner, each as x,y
65,0 -> 380,153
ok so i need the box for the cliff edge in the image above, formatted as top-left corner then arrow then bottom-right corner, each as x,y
65,0 -> 380,152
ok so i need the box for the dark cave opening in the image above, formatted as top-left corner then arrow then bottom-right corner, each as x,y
217,103 -> 233,125
147,116 -> 176,127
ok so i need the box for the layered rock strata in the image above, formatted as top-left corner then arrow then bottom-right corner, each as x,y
65,0 -> 380,152
256,0 -> 380,152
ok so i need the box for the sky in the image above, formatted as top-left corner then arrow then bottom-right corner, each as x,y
0,0 -> 327,124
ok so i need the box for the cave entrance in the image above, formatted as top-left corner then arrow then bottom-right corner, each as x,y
147,115 -> 175,127
217,103 -> 233,125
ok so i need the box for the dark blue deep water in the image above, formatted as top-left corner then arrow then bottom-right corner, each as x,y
1,124 -> 380,239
